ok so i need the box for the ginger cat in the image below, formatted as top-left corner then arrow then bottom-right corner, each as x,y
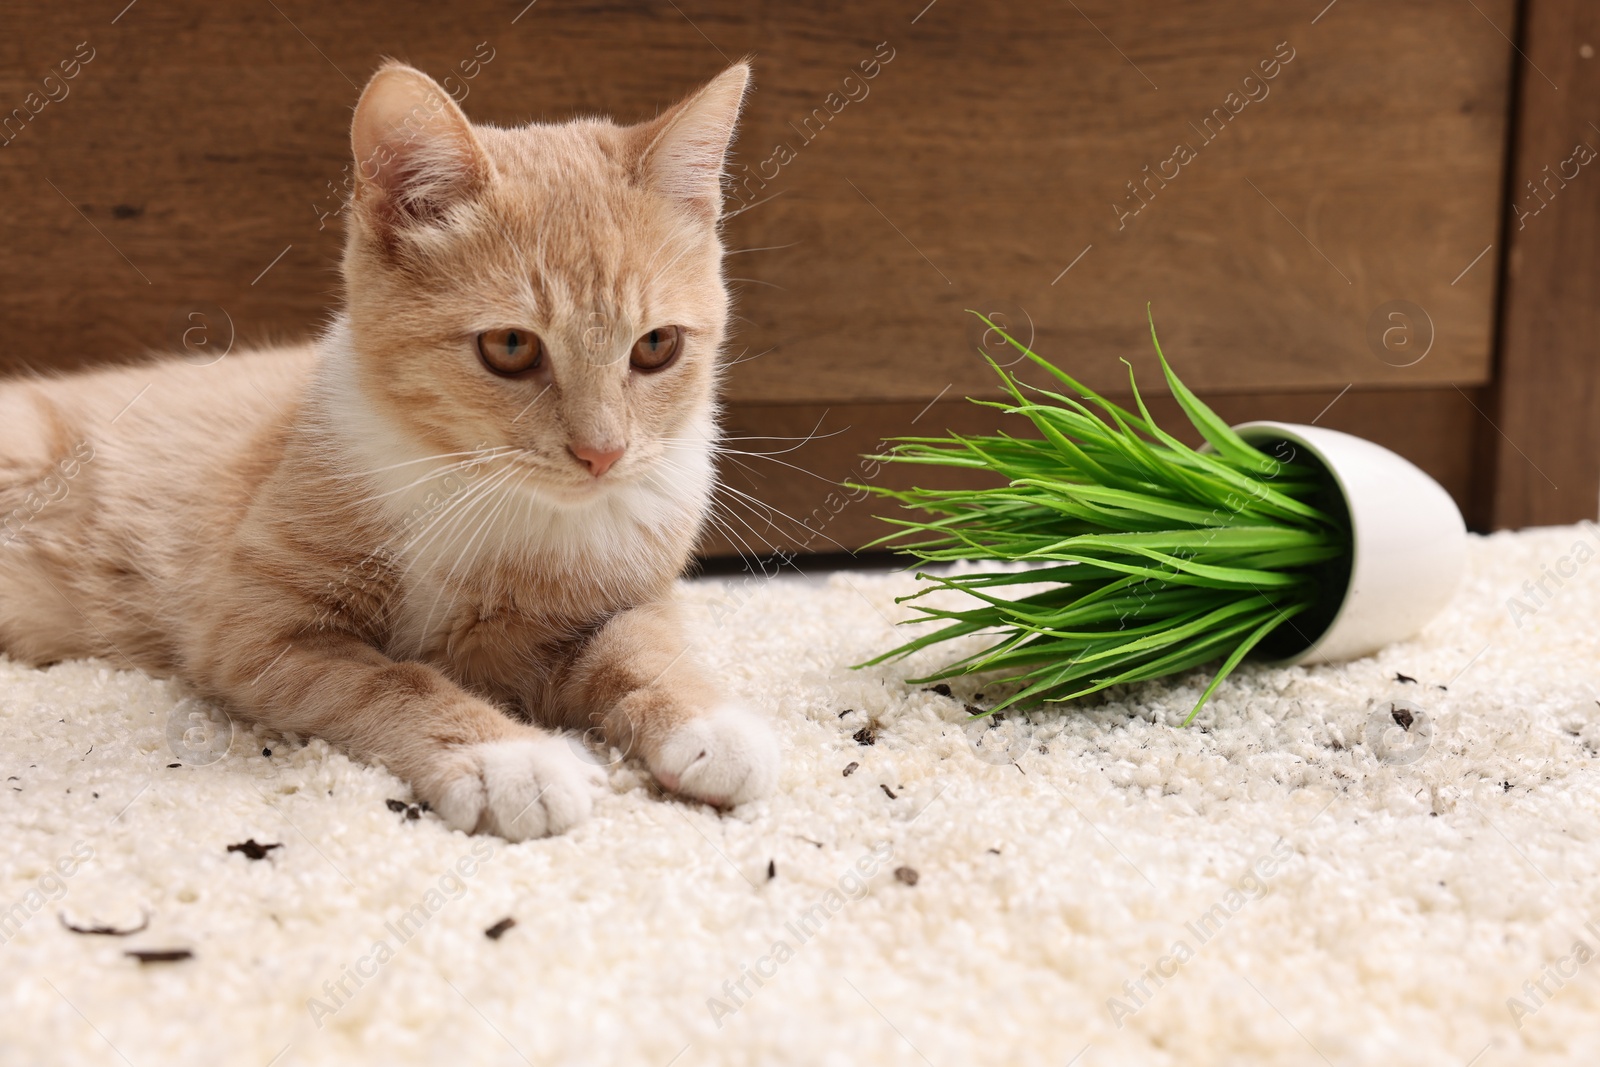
0,61 -> 779,840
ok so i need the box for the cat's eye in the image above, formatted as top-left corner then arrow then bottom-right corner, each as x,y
631,326 -> 682,373
477,328 -> 543,377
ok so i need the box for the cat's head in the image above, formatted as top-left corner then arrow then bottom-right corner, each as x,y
331,60 -> 748,524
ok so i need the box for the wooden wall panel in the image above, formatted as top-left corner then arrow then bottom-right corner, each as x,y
731,0 -> 1512,402
1487,0 -> 1600,528
0,1 -> 1509,401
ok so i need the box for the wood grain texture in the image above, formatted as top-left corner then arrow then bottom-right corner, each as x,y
0,1 -> 1509,402
1486,0 -> 1600,529
728,0 -> 1513,402
703,386 -> 1488,559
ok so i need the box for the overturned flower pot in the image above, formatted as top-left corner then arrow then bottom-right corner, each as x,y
1226,421 -> 1466,665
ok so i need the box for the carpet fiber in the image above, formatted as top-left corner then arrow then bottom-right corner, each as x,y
5,525 -> 1600,1066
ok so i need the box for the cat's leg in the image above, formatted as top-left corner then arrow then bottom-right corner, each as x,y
207,631 -> 603,840
555,601 -> 779,808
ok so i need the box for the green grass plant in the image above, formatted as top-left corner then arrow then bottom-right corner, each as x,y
854,310 -> 1350,724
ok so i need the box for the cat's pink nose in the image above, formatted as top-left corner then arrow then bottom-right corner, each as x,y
570,443 -> 625,477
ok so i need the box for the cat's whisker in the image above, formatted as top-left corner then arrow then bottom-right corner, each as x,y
387,462 -> 525,596
641,226 -> 697,281
664,427 -> 842,489
425,465 -> 529,650
713,452 -> 769,489
650,466 -> 767,568
724,241 -> 800,256
722,189 -> 786,220
407,463 -> 527,644
726,277 -> 786,291
511,383 -> 553,424
321,444 -> 518,482
712,445 -> 844,487
661,436 -> 763,485
375,485 -> 502,578
714,481 -> 851,554
406,461 -> 522,565
332,452 -> 522,513
707,498 -> 781,563
517,474 -> 537,575
644,232 -> 701,294
711,492 -> 814,558
654,444 -> 848,554
533,203 -> 550,286
486,217 -> 539,312
724,345 -> 776,367
639,465 -> 758,567
660,443 -> 768,499
719,414 -> 843,454
666,439 -> 779,493
697,504 -> 766,570
487,466 -> 534,586
360,460 -> 511,565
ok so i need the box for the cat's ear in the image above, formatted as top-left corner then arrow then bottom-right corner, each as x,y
351,62 -> 490,231
637,63 -> 751,221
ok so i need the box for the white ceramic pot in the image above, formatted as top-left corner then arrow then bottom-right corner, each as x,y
1228,421 -> 1467,665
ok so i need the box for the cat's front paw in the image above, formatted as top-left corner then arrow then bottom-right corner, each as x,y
427,735 -> 606,841
651,705 -> 779,808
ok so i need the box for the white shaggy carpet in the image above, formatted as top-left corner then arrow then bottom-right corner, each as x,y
6,525 -> 1600,1066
